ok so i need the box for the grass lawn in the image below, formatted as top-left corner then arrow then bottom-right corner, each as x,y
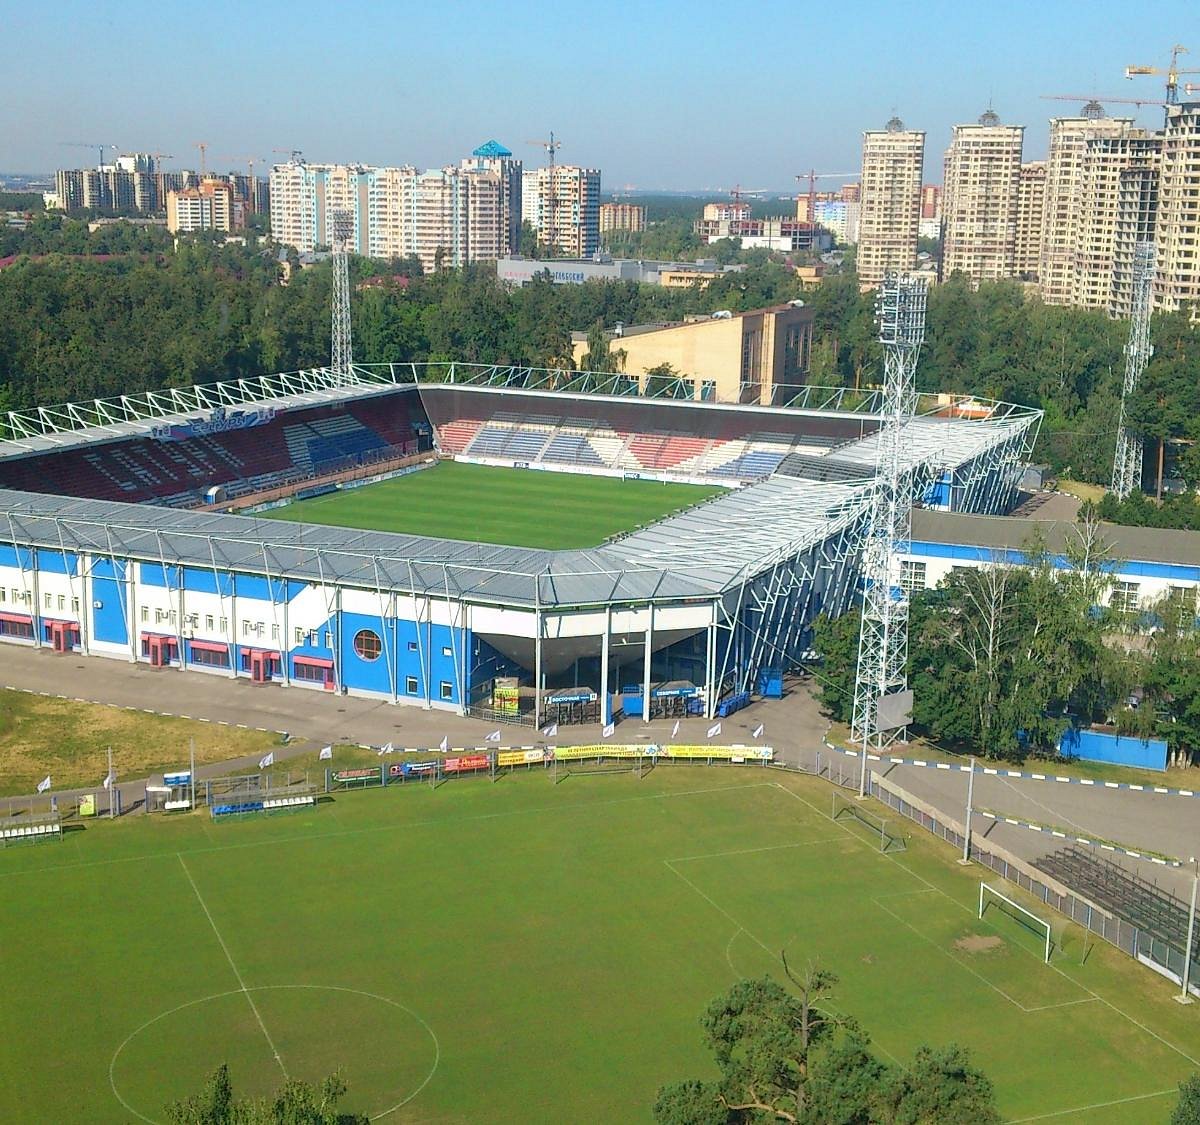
260,460 -> 724,549
2,766 -> 1197,1123
0,690 -> 279,797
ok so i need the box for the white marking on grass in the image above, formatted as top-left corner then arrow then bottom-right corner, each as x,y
1009,1087 -> 1177,1122
667,836 -> 843,864
770,781 -> 1200,1071
177,854 -> 288,1079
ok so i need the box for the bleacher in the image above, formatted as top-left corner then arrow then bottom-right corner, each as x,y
0,389 -> 431,507
420,387 -> 870,485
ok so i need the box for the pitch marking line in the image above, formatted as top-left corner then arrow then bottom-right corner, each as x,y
177,853 -> 289,1079
667,836 -> 844,864
1009,1087 -> 1177,1122
661,854 -> 903,1068
772,781 -> 1200,1072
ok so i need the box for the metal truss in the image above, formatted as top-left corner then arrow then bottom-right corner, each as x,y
851,273 -> 928,756
330,210 -> 354,383
1111,241 -> 1155,500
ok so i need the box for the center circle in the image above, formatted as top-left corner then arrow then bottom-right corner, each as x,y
109,984 -> 439,1123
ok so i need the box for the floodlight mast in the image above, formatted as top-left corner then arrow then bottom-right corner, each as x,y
1111,241 -> 1155,500
852,272 -> 928,795
331,209 -> 354,385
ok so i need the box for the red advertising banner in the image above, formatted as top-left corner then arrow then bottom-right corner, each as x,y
444,754 -> 489,773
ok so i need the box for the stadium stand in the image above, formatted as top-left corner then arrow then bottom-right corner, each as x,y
421,386 -> 865,484
0,390 -> 431,506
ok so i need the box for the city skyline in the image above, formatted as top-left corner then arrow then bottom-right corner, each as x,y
4,0 -> 1194,188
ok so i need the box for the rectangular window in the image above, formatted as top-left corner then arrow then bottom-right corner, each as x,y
442,645 -> 453,658
0,589 -> 6,604
293,661 -> 328,685
309,631 -> 318,647
141,606 -> 149,623
168,610 -> 177,625
900,561 -> 927,595
206,615 -> 214,631
295,627 -> 306,645
44,593 -> 52,610
324,630 -> 333,648
10,589 -> 18,604
191,647 -> 229,669
242,621 -> 252,636
440,680 -> 453,701
407,641 -> 418,652
406,675 -> 419,694
219,617 -> 228,633
1168,586 -> 1197,628
187,614 -> 198,629
1111,581 -> 1140,614
71,597 -> 79,613
271,623 -> 279,641
57,595 -> 65,611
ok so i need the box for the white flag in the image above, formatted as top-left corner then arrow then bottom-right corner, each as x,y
37,775 -> 51,793
102,770 -> 115,790
319,745 -> 333,761
752,723 -> 765,739
259,751 -> 274,770
438,735 -> 449,752
602,721 -> 615,738
542,722 -> 558,738
485,730 -> 502,743
376,745 -> 387,756
670,719 -> 680,739
383,743 -> 396,755
707,722 -> 722,739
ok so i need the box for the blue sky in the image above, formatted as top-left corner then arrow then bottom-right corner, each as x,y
4,0 -> 1195,189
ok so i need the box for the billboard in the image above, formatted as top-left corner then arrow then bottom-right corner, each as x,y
497,749 -> 545,767
444,754 -> 490,773
333,767 -> 380,782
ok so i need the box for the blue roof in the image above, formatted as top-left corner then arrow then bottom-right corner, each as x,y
472,140 -> 512,158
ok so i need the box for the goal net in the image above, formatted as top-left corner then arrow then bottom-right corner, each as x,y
831,792 -> 906,853
979,882 -> 1052,963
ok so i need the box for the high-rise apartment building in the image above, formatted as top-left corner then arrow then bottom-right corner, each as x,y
920,184 -> 941,219
270,160 -> 510,272
1014,162 -> 1046,280
941,110 -> 1024,284
1039,108 -> 1135,305
522,165 -> 601,256
460,141 -> 522,255
1155,101 -> 1200,314
166,179 -> 236,234
857,116 -> 925,290
599,202 -> 647,234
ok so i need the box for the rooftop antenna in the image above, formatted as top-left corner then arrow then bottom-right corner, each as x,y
851,271 -> 928,787
527,132 -> 563,254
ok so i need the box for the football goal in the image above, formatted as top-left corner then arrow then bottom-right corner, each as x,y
979,882 -> 1052,963
831,791 -> 906,854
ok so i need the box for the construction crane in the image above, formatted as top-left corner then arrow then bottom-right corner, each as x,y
149,152 -> 174,169
272,148 -> 305,163
1125,44 -> 1200,107
194,141 -> 210,176
794,169 -> 857,219
1039,94 -> 1166,119
60,141 -> 116,169
526,133 -> 563,254
724,184 -> 766,204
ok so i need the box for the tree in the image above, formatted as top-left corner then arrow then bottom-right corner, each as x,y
1171,1074 -> 1200,1125
882,1044 -> 1001,1124
645,361 -> 683,397
810,611 -> 860,725
167,1065 -> 367,1125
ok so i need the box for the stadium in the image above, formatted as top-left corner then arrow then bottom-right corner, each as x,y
0,362 -> 1040,728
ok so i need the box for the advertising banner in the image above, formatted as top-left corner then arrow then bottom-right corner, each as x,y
79,794 -> 96,817
497,749 -> 545,767
493,676 -> 520,715
550,745 -> 647,761
444,754 -> 490,773
333,767 -> 380,782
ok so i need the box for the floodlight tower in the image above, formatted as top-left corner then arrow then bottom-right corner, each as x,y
1111,241 -> 1155,500
851,271 -> 928,790
330,209 -> 354,384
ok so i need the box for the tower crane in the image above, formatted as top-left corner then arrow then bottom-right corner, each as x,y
194,141 -> 210,176
272,148 -> 306,163
1039,94 -> 1166,119
59,141 -> 116,169
1125,44 -> 1200,109
794,169 -> 857,219
526,133 -> 563,253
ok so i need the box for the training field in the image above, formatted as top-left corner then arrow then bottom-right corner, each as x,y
261,460 -> 724,549
3,768 -> 1198,1123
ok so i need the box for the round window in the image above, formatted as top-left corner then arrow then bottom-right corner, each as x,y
353,628 -> 382,662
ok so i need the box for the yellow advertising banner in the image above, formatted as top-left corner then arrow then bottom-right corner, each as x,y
497,749 -> 545,767
551,745 -> 645,761
79,793 -> 96,817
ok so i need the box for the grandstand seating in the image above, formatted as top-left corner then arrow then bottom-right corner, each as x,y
0,390 -> 431,506
421,386 -> 874,485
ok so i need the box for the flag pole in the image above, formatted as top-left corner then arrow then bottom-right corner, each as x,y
190,736 -> 196,810
108,745 -> 114,819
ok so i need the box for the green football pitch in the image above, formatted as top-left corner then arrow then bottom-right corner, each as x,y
259,460 -> 724,548
2,768 -> 1197,1123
